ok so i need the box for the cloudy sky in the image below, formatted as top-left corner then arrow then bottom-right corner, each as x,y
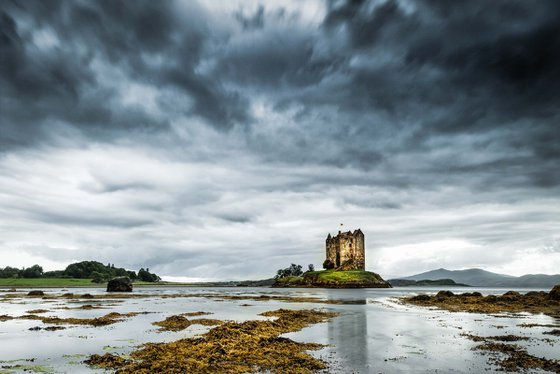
1,0 -> 559,281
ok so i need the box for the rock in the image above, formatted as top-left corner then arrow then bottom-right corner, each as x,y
411,294 -> 431,301
503,291 -> 520,297
485,295 -> 498,303
106,277 -> 133,292
436,290 -> 454,299
81,293 -> 95,298
525,291 -> 547,298
27,290 -> 45,296
460,292 -> 480,297
549,284 -> 560,301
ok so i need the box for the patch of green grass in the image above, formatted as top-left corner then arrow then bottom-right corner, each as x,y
305,270 -> 384,283
0,278 -> 163,287
0,278 -> 97,287
275,270 -> 390,288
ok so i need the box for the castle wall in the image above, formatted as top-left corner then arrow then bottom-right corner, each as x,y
326,239 -> 338,267
325,229 -> 365,270
354,230 -> 365,270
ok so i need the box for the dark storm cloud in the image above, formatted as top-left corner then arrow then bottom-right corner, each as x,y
250,0 -> 559,188
318,1 -> 560,146
4,0 -> 557,174
0,0 -> 250,150
235,5 -> 265,30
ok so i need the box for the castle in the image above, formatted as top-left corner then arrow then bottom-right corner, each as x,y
325,229 -> 365,270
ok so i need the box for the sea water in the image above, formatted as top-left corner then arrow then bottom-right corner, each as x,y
0,287 -> 558,373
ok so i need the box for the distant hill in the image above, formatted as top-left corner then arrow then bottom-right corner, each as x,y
388,278 -> 470,287
397,268 -> 560,288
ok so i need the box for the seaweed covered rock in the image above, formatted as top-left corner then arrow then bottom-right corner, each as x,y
436,290 -> 454,299
27,290 -> 45,296
106,277 -> 133,292
549,284 -> 560,301
403,288 -> 560,318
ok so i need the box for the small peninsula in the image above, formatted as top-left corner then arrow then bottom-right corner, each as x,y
273,269 -> 391,288
273,228 -> 391,288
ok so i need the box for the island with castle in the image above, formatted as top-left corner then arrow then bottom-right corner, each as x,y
273,228 -> 391,288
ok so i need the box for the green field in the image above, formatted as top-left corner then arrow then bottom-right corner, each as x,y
0,278 -> 96,287
0,278 -> 161,287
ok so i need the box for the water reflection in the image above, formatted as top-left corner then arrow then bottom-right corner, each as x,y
328,303 -> 369,370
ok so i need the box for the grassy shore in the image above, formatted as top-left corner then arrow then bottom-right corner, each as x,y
0,278 -> 160,287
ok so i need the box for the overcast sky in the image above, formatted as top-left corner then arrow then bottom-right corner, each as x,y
1,0 -> 559,281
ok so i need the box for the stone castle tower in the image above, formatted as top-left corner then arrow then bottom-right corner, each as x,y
325,229 -> 365,270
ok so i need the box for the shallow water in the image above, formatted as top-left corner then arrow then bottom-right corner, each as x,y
0,286 -> 558,373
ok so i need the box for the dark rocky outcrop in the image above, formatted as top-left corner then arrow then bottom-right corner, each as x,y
106,277 -> 133,292
436,290 -> 454,299
549,284 -> 560,301
403,286 -> 560,318
27,290 -> 45,296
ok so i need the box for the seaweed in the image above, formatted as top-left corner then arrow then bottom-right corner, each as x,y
462,333 -> 560,372
476,342 -> 560,373
152,315 -> 222,332
402,289 -> 560,318
25,309 -> 49,314
15,312 -> 141,326
87,308 -> 338,373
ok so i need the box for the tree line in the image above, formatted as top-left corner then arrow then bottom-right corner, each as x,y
275,263 -> 315,279
0,261 -> 161,283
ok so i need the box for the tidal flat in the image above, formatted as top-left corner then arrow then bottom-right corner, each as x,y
0,287 -> 559,373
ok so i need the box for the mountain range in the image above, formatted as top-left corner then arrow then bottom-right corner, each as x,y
391,268 -> 560,288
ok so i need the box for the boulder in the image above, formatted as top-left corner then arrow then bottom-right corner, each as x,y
549,284 -> 560,301
27,290 -> 45,296
411,294 -> 431,302
525,291 -> 547,298
436,290 -> 454,299
106,277 -> 133,292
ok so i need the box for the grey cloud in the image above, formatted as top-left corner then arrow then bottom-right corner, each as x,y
0,0 -> 250,151
1,0 -> 559,279
235,5 -> 265,30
